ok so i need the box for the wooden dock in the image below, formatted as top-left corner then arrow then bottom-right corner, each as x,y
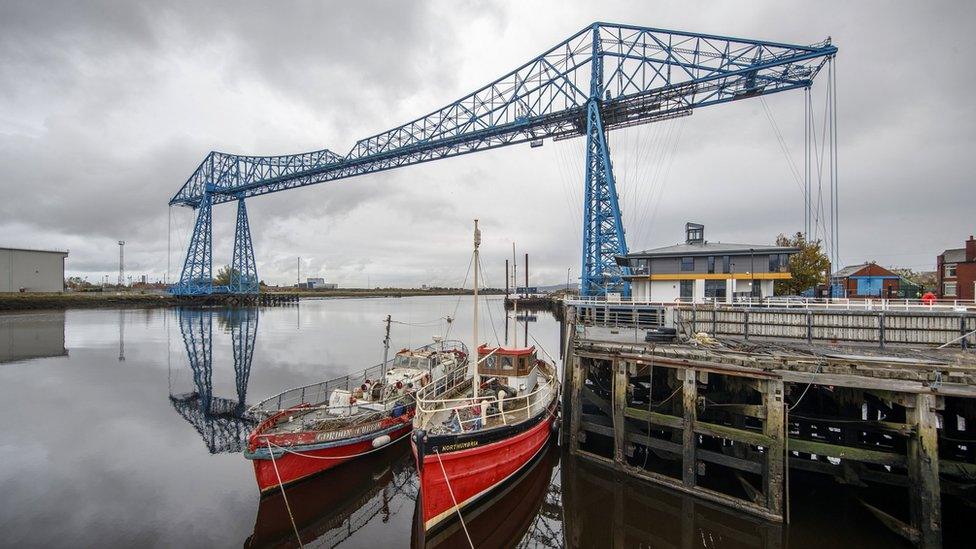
562,303 -> 976,548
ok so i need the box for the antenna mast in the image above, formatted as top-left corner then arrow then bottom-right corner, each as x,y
473,220 -> 481,399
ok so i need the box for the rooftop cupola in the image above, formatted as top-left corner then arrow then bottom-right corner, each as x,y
685,222 -> 705,245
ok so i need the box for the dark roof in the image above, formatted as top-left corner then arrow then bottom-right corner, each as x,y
626,242 -> 798,258
940,248 -> 966,263
832,263 -> 869,278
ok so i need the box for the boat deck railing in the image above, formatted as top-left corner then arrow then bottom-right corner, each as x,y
414,363 -> 559,434
247,339 -> 468,417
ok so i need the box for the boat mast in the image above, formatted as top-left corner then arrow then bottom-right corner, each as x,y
473,219 -> 481,399
382,314 -> 392,379
512,242 -> 517,347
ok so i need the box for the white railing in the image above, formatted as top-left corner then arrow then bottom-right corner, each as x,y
414,364 -> 558,434
248,340 -> 468,416
566,296 -> 976,313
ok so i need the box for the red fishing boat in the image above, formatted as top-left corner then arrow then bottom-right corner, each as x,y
245,330 -> 468,493
411,220 -> 560,535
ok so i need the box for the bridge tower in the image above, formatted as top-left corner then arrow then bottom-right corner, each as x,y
580,24 -> 629,297
173,192 -> 259,296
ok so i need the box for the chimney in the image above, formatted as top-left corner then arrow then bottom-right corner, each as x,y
967,235 -> 976,262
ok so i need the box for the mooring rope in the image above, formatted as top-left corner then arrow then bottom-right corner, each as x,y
433,449 -> 475,549
265,440 -> 304,549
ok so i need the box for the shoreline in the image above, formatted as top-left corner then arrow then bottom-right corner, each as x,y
0,289 -> 506,312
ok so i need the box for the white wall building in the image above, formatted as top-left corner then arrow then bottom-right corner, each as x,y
0,247 -> 69,293
617,223 -> 798,303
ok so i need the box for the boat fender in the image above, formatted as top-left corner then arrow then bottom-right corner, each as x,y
392,404 -> 405,417
372,434 -> 391,448
396,381 -> 403,390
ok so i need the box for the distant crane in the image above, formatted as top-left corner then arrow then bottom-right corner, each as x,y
168,22 -> 837,297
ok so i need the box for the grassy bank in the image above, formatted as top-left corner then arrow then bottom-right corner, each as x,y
0,292 -> 176,311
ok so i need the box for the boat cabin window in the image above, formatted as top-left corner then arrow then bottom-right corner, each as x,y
478,352 -> 535,376
394,355 -> 410,367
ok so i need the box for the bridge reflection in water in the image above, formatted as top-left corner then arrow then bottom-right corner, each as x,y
169,307 -> 259,454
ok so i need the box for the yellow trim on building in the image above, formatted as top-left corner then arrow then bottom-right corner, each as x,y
629,272 -> 792,281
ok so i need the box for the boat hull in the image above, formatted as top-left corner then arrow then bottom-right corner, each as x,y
248,420 -> 413,493
411,399 -> 557,534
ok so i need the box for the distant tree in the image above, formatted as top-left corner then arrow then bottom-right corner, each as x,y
65,276 -> 93,291
891,268 -> 937,292
774,232 -> 830,295
213,265 -> 241,286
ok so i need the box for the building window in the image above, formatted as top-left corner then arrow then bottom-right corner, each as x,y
707,256 -> 715,274
680,280 -> 694,301
704,280 -> 726,300
722,255 -> 730,273
681,257 -> 694,271
780,253 -> 790,272
632,258 -> 649,275
769,255 -> 780,272
944,282 -> 957,297
945,263 -> 957,278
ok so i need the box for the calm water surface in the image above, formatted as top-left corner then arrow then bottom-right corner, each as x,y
0,296 -> 918,548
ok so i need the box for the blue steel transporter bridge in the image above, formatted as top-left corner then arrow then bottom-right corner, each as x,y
169,22 -> 836,297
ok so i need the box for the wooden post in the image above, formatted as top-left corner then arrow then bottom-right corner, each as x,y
569,355 -> 585,455
907,393 -> 941,548
682,368 -> 698,487
763,379 -> 786,518
613,359 -> 628,465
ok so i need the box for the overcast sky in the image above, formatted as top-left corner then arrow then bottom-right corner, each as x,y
1,1 -> 974,288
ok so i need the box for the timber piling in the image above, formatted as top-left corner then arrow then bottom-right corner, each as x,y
563,300 -> 976,548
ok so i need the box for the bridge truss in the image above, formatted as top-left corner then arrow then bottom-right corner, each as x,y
169,22 -> 836,297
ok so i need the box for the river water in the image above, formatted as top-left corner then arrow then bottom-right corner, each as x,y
0,296 -> 922,548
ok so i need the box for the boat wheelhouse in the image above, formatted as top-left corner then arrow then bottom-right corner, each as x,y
245,339 -> 468,493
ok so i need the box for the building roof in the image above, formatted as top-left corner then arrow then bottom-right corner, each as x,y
0,246 -> 69,256
832,262 -> 900,279
940,248 -> 966,263
832,263 -> 869,278
626,242 -> 797,258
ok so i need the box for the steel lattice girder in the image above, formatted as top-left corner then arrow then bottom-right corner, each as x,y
581,100 -> 630,297
230,199 -> 259,295
173,194 -> 214,296
170,22 -> 835,206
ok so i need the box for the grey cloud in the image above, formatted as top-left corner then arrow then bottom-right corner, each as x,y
1,1 -> 974,286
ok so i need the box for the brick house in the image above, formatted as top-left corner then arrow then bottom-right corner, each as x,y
831,262 -> 917,298
937,236 -> 976,300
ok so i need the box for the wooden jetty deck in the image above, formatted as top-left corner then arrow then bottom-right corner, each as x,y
562,302 -> 976,548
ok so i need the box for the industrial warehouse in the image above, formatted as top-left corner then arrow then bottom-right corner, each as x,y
0,247 -> 68,293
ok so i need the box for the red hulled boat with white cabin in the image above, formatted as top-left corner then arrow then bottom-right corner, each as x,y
410,220 -> 560,535
244,332 -> 468,493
